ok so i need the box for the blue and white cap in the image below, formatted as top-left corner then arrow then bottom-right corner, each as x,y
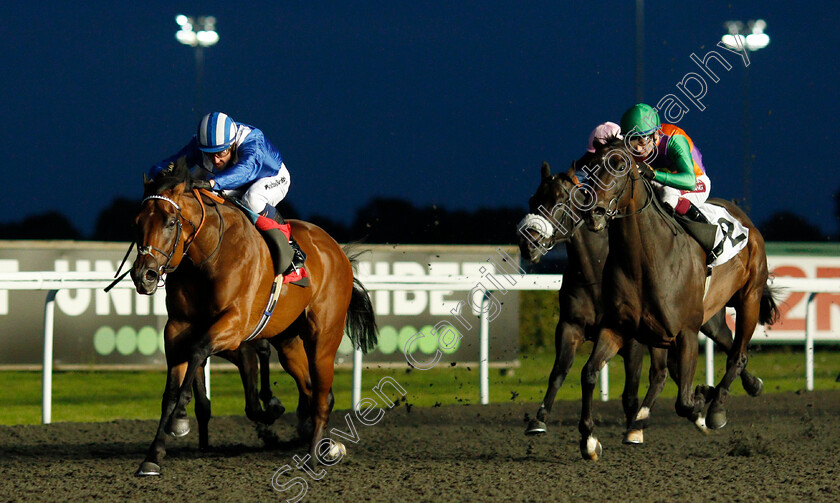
196,112 -> 237,152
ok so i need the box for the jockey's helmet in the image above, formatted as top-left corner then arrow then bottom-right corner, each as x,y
587,122 -> 622,153
197,112 -> 238,152
621,103 -> 660,137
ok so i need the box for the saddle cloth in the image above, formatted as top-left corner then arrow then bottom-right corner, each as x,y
700,203 -> 749,268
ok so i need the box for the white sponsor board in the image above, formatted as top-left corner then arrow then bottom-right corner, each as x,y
747,255 -> 840,344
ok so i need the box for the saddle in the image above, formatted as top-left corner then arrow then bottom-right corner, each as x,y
648,189 -> 718,270
198,189 -> 309,287
649,192 -> 749,272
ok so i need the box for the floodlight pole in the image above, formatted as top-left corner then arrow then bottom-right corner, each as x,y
722,20 -> 769,216
175,15 -> 219,121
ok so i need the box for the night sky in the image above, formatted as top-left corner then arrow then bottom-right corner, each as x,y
3,2 -> 838,237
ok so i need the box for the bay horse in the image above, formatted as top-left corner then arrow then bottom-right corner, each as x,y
130,162 -> 377,475
578,139 -> 778,459
519,162 -> 762,443
165,337 -> 285,449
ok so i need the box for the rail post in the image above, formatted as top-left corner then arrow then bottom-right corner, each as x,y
42,290 -> 57,425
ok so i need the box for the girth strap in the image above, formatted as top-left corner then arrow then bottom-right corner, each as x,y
243,273 -> 284,342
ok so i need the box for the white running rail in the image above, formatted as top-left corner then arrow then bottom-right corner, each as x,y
1,272 -> 838,422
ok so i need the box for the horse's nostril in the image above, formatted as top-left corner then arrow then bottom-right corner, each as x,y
144,270 -> 158,283
593,207 -> 606,217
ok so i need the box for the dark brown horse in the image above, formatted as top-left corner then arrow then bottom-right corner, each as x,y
130,162 -> 377,475
578,139 -> 778,459
519,162 -> 762,443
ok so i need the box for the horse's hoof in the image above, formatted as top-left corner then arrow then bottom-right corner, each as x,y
705,411 -> 727,430
623,429 -> 644,444
267,398 -> 286,419
167,417 -> 191,438
580,436 -> 602,461
694,414 -> 711,435
524,419 -> 547,436
706,388 -> 729,430
323,440 -> 346,463
743,375 -> 764,397
135,461 -> 161,477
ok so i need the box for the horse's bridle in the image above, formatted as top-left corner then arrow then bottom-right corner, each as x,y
520,175 -> 586,252
599,162 -> 654,220
137,192 -> 206,286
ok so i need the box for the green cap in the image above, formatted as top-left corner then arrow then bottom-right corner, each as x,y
621,103 -> 661,136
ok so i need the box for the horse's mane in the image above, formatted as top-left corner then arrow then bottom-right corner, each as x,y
145,158 -> 237,205
146,158 -> 192,195
555,171 -> 577,186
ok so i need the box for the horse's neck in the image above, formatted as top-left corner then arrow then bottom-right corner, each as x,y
609,194 -> 682,280
567,228 -> 606,287
183,200 -> 241,270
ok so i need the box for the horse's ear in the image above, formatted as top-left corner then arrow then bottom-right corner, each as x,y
540,161 -> 551,180
565,164 -> 581,186
143,173 -> 150,185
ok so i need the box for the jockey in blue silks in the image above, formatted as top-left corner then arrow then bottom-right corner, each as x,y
149,112 -> 306,274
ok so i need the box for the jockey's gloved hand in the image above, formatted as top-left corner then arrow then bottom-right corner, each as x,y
640,166 -> 656,181
191,179 -> 213,190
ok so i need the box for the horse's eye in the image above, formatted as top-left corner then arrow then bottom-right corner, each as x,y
166,219 -> 177,229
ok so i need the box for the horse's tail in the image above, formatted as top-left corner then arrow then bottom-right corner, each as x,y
344,246 -> 378,353
759,282 -> 782,326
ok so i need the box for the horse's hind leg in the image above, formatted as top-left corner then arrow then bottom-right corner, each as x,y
701,309 -> 763,397
579,327 -> 623,460
255,339 -> 285,420
214,345 -> 270,425
707,290 -> 762,430
272,334 -> 313,440
302,321 -> 346,468
526,320 -> 584,436
624,343 -> 668,445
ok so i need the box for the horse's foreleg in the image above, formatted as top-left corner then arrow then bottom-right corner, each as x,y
136,362 -> 188,476
167,373 -> 194,438
193,361 -> 211,450
619,339 -> 643,430
579,328 -> 623,461
526,321 -> 584,436
667,331 -> 703,431
137,349 -> 209,476
624,343 -> 667,445
701,309 -> 763,396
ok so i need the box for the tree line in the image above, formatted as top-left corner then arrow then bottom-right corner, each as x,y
0,195 -> 836,244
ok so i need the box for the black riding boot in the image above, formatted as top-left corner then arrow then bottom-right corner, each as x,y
682,204 -> 723,265
261,205 -> 307,273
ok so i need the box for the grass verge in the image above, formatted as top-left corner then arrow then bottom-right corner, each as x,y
1,346 -> 837,425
